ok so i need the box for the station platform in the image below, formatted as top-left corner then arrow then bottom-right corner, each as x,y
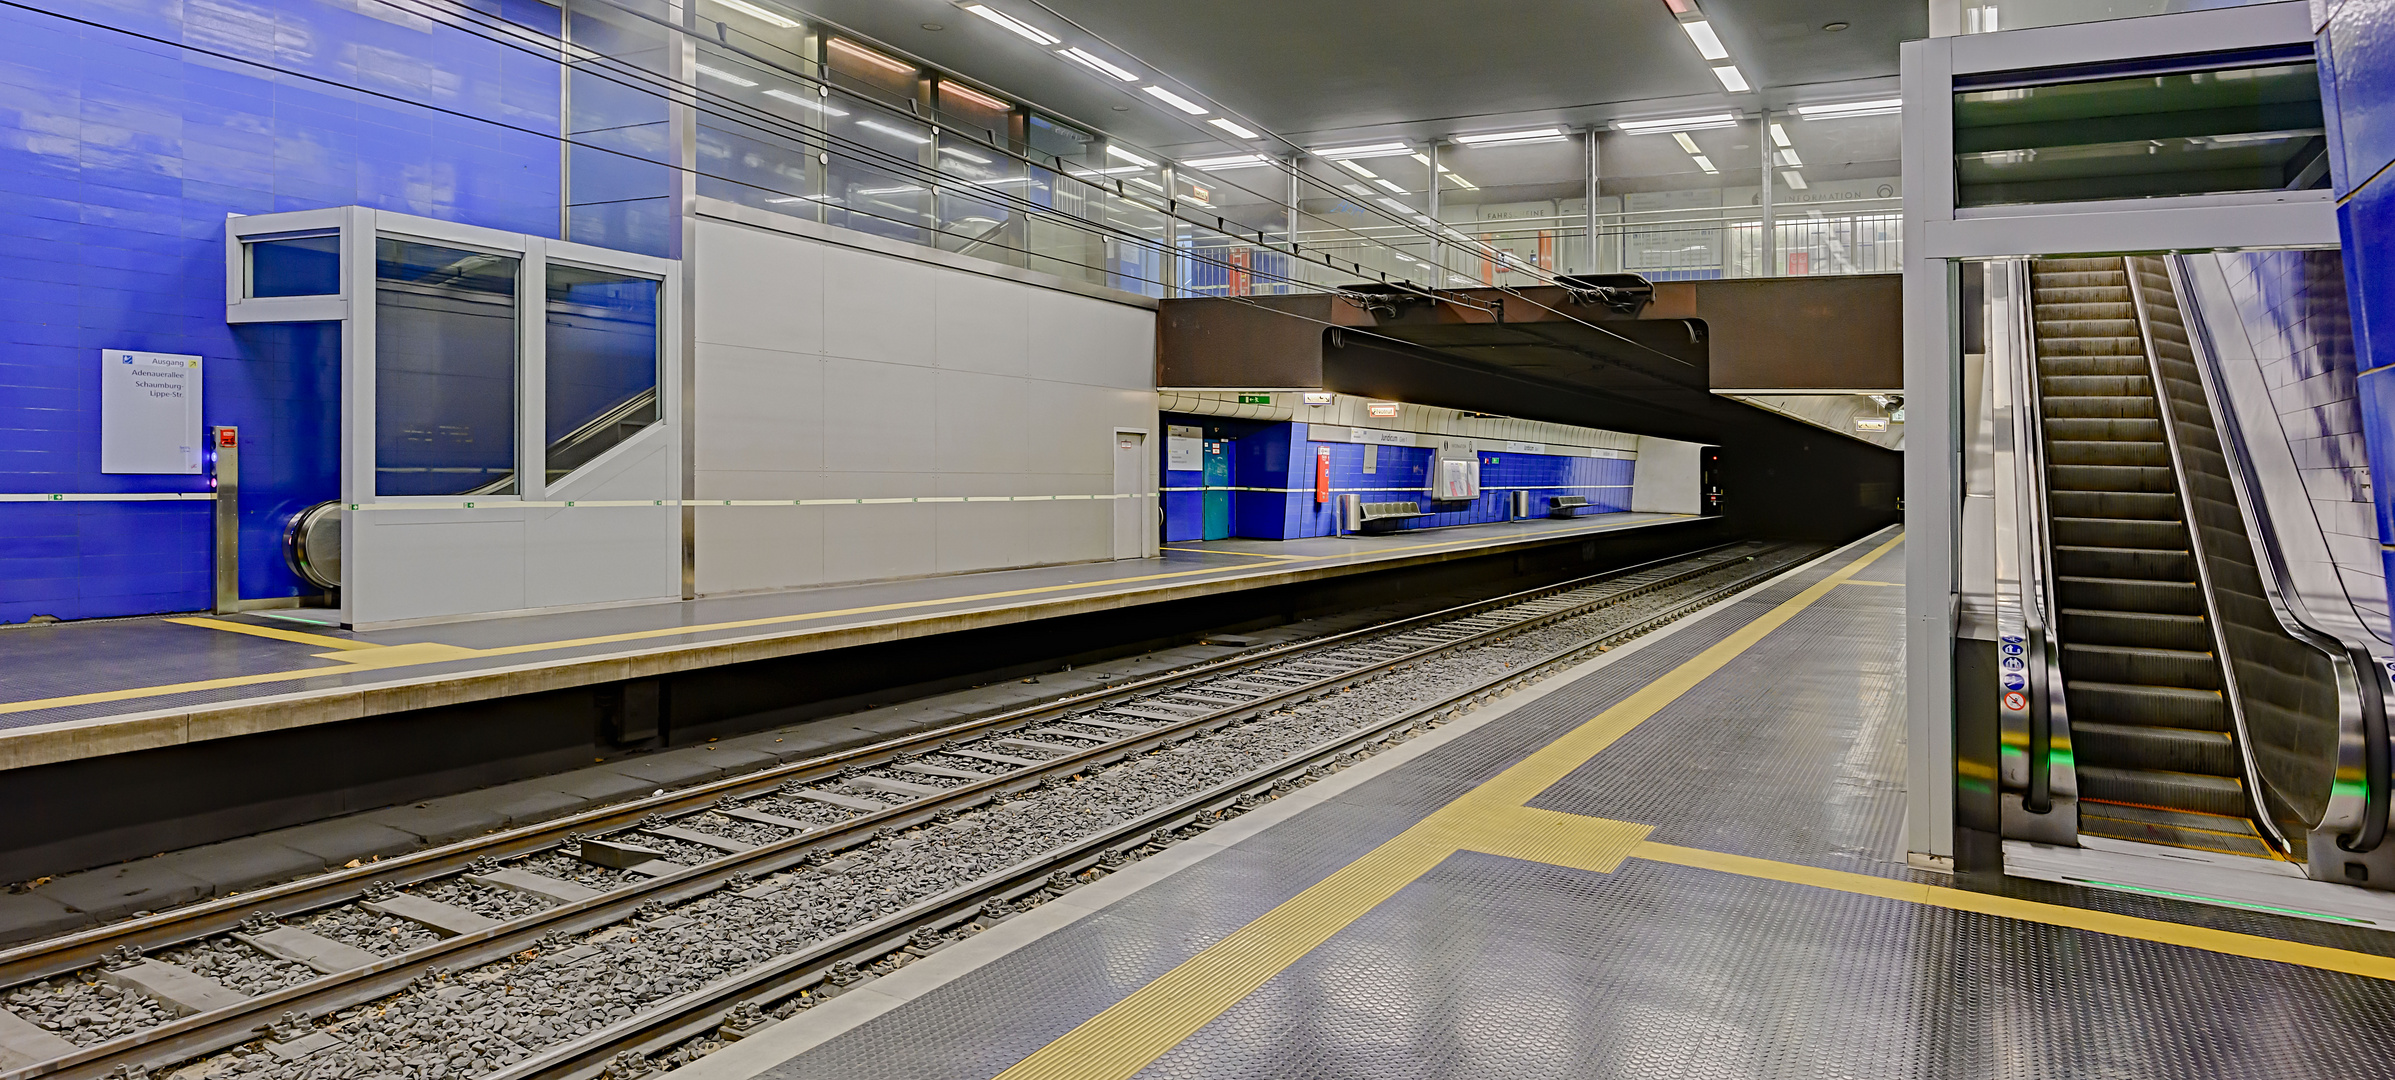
0,511 -> 1696,773
670,527 -> 2395,1080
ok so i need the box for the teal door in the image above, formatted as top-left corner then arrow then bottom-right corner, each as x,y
1202,441 -> 1231,540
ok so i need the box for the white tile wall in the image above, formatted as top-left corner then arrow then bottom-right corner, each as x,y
692,214 -> 1157,595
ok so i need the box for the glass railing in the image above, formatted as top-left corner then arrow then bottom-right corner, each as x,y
554,0 -> 1900,300
1954,0 -> 2285,35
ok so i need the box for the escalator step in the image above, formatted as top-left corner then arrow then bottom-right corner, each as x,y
2061,643 -> 2220,689
2046,439 -> 2169,467
2078,801 -> 2278,859
2042,376 -> 2154,398
2050,516 -> 2187,549
2052,545 -> 2192,580
2054,574 -> 2204,614
2073,721 -> 2238,776
2065,680 -> 2227,730
2077,766 -> 2248,818
2039,395 -> 2159,420
2047,490 -> 2180,520
2046,463 -> 2176,493
2058,608 -> 2208,651
2044,417 -> 2163,442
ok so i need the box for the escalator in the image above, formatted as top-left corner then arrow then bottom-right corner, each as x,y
2030,257 -> 2275,857
1997,254 -> 2394,886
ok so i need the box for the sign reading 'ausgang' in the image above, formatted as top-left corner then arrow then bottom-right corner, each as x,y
101,350 -> 204,474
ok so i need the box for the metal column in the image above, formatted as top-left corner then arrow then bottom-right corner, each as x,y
1426,141 -> 1442,282
210,425 -> 239,614
1758,110 -> 1777,276
1584,126 -> 1601,275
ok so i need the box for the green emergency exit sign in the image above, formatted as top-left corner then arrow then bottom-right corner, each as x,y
1236,393 -> 1272,404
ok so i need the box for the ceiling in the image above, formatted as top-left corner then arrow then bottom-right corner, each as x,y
780,0 -> 1921,161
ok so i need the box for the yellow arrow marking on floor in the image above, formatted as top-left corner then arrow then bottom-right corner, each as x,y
162,616 -> 383,651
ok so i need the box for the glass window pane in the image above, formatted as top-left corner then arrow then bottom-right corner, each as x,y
545,264 -> 661,483
375,238 -> 520,496
1954,59 -> 2328,207
247,234 -> 341,297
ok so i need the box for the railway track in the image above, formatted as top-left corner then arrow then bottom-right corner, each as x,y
0,539 -> 1822,1080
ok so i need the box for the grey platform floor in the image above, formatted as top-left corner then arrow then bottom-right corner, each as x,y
676,528 -> 2395,1080
0,512 -> 1692,771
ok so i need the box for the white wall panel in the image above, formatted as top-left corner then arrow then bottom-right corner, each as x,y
696,221 -> 825,355
696,343 -> 824,478
693,210 -> 1157,595
819,360 -> 940,474
821,245 -> 938,366
356,517 -> 526,624
934,270 -> 1030,377
1028,288 -> 1156,389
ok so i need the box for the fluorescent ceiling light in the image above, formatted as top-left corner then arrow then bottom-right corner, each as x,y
764,89 -> 850,116
1776,148 -> 1801,166
1207,117 -> 1259,139
1691,155 -> 1717,173
1065,165 -> 1144,176
939,145 -> 993,164
1372,177 -> 1407,194
1341,183 -> 1373,196
1672,132 -> 1700,153
960,3 -> 1058,45
1796,97 -> 1902,118
854,184 -> 923,195
1106,144 -> 1157,167
1311,141 -> 1412,159
1453,127 -> 1566,146
829,39 -> 913,74
1141,85 -> 1208,115
1679,19 -> 1729,61
1613,112 -> 1737,133
1712,65 -> 1750,92
1374,196 -> 1413,213
941,81 -> 1012,112
1185,153 -> 1271,169
1128,175 -> 1166,192
857,120 -> 932,144
975,176 -> 1031,185
710,0 -> 799,29
1057,47 -> 1137,81
1781,170 -> 1808,189
1769,122 -> 1791,147
695,64 -> 758,88
1445,173 -> 1477,190
1336,159 -> 1379,178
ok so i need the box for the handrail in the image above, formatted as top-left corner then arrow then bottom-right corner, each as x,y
2163,255 -> 2389,853
2123,256 -> 2292,853
2013,259 -> 2067,814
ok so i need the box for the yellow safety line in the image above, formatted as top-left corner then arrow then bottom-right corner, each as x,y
991,533 -> 1901,1080
1631,842 -> 2395,981
162,617 -> 383,651
0,516 -> 1670,718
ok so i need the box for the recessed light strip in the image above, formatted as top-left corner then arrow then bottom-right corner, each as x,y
958,3 -> 1057,45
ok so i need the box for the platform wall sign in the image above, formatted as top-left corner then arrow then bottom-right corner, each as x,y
1166,425 -> 1202,471
101,350 -> 204,474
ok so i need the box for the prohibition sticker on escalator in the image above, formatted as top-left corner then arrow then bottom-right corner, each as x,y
2003,691 -> 2028,711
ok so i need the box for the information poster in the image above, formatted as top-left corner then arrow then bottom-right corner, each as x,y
101,350 -> 204,474
1166,425 -> 1202,471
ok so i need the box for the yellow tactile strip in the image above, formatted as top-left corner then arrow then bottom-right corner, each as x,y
988,532 -> 2395,1080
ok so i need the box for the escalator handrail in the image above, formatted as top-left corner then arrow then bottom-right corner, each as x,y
2123,257 -> 2293,854
2163,256 -> 2389,852
2013,260 -> 2065,814
461,386 -> 664,498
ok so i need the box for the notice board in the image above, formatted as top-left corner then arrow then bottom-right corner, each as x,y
101,350 -> 204,474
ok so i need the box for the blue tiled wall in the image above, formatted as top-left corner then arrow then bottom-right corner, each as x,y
2321,0 -> 2395,636
0,0 -> 563,622
1156,419 -> 1636,541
